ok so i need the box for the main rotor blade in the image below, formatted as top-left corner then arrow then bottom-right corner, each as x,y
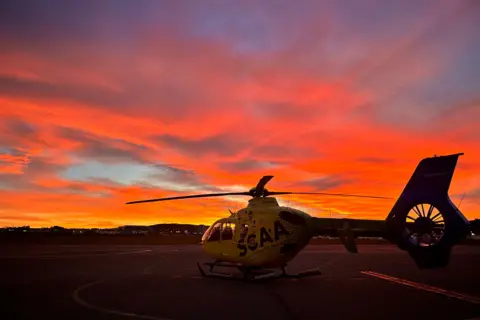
254,175 -> 274,196
125,192 -> 250,205
267,191 -> 393,200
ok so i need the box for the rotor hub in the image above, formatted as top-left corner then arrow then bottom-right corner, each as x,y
404,203 -> 446,247
249,187 -> 269,197
412,217 -> 435,235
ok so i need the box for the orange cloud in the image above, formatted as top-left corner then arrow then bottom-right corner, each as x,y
0,1 -> 479,228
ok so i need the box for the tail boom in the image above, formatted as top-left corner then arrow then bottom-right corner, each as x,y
310,153 -> 471,269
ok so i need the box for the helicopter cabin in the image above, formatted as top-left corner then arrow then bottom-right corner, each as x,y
201,217 -> 251,244
201,197 -> 282,245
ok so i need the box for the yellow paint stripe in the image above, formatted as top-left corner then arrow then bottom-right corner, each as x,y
72,280 -> 172,320
361,271 -> 480,305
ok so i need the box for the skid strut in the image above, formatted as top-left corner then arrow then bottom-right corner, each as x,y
281,266 -> 322,279
197,261 -> 321,281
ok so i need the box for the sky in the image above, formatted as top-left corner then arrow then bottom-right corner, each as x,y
0,0 -> 479,228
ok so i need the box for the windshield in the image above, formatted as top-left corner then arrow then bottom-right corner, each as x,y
201,221 -> 237,242
201,222 -> 222,242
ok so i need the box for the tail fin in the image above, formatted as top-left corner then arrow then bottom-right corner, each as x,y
385,153 -> 471,268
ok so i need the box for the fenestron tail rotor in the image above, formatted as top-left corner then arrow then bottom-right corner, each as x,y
125,175 -> 392,205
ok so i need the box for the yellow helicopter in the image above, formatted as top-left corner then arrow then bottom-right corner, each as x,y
126,153 -> 471,281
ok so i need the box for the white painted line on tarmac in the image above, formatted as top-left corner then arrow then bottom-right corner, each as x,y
113,250 -> 153,255
361,270 -> 480,305
72,279 -> 172,320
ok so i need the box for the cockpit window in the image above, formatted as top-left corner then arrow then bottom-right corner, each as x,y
203,222 -> 238,242
206,223 -> 222,242
221,223 -> 235,240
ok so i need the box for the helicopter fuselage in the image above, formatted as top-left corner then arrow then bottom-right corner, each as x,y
126,153 -> 471,278
200,197 -> 314,268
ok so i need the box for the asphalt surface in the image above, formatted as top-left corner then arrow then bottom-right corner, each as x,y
1,244 -> 479,320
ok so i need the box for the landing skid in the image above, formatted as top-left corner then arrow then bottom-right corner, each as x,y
197,261 -> 321,282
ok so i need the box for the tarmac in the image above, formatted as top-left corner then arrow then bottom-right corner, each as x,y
1,244 -> 479,320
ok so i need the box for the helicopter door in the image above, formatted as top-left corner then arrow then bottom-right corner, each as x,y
237,223 -> 249,242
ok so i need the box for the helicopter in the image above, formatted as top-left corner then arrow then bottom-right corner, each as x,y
126,153 -> 471,281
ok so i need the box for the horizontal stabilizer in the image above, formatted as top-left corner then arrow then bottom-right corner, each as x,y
339,224 -> 358,254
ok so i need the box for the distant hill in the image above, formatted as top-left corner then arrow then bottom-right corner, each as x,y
0,223 -> 210,245
121,223 -> 209,235
149,223 -> 209,230
0,223 -> 210,234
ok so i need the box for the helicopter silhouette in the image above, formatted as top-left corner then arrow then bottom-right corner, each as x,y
126,153 -> 471,281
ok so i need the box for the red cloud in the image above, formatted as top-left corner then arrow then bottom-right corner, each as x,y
0,1 -> 479,227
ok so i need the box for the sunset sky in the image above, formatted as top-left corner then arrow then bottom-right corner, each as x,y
0,0 -> 479,228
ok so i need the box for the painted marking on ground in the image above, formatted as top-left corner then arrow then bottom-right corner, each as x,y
72,279 -> 171,320
143,257 -> 166,275
316,255 -> 346,268
183,268 -> 197,271
143,264 -> 157,275
113,250 -> 153,255
1,249 -> 153,260
361,271 -> 480,305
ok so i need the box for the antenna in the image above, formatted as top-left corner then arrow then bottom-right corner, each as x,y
458,193 -> 466,209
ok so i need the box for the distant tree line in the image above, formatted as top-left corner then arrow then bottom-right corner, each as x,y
0,224 -> 209,235
2,220 -> 479,236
